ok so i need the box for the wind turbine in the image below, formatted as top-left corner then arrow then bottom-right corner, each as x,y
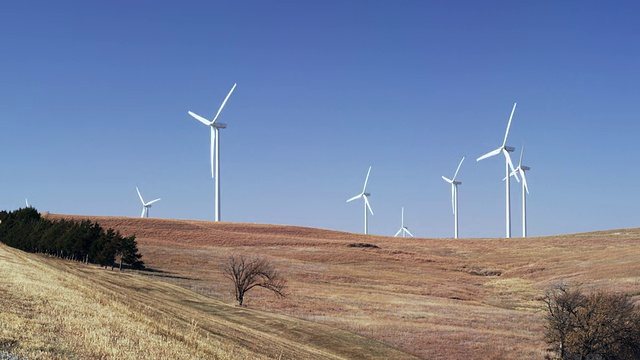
394,207 -> 413,238
507,144 -> 530,237
476,103 -> 520,238
136,187 -> 161,218
441,157 -> 464,239
187,83 -> 237,222
347,166 -> 373,234
25,198 -> 30,208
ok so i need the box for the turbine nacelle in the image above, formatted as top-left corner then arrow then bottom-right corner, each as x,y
363,192 -> 371,197
213,122 -> 227,129
504,146 -> 516,152
521,165 -> 531,171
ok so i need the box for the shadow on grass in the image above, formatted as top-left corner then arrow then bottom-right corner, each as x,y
138,267 -> 198,281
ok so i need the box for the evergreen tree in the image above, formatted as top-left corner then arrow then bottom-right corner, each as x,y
0,208 -> 144,270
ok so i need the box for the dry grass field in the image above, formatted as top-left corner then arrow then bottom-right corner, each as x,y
0,242 -> 414,359
6,214 -> 640,359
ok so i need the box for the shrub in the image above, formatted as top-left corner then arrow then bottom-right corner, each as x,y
543,283 -> 640,359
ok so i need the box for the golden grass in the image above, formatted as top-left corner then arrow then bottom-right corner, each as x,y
0,242 -> 415,359
0,244 -> 261,359
37,214 -> 640,359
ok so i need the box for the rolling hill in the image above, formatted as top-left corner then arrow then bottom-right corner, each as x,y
5,214 -> 640,359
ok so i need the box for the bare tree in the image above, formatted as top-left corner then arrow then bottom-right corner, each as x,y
543,283 -> 640,359
543,283 -> 586,359
222,255 -> 286,306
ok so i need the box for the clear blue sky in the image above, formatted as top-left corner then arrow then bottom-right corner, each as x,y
2,1 -> 639,238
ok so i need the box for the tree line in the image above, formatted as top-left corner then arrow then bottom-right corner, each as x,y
0,207 -> 144,270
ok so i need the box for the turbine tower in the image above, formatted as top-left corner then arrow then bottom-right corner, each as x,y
188,83 -> 237,222
25,198 -> 30,208
394,207 -> 413,238
441,157 -> 464,239
136,187 -> 161,218
347,166 -> 373,234
508,144 -> 530,237
477,103 -> 520,238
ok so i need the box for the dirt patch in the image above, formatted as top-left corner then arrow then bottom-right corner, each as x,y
346,243 -> 380,249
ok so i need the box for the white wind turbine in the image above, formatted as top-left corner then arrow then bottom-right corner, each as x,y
347,166 -> 374,234
187,83 -> 237,222
25,198 -> 30,208
441,157 -> 464,239
394,207 -> 413,238
136,187 -> 161,218
506,144 -> 530,237
477,103 -> 520,238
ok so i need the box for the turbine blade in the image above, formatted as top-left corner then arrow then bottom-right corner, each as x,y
141,208 -> 145,218
442,176 -> 453,183
362,166 -> 372,193
136,187 -> 145,204
501,102 -> 517,147
476,147 -> 502,162
364,196 -> 373,215
520,170 -> 529,194
346,194 -> 362,203
394,228 -> 403,237
211,127 -> 216,178
503,167 -> 519,181
147,198 -> 161,205
212,83 -> 237,124
452,156 -> 465,180
519,143 -> 525,167
188,111 -> 212,126
503,149 -> 520,182
503,166 -> 519,181
25,198 -> 29,207
405,228 -> 414,237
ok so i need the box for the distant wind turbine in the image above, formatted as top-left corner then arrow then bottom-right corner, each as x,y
394,207 -> 413,238
506,144 -> 531,237
442,157 -> 464,239
477,103 -> 520,238
136,187 -> 161,218
347,166 -> 374,235
25,198 -> 30,208
187,83 -> 237,222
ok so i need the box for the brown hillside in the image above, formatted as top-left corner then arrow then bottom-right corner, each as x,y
47,214 -> 640,359
0,243 -> 416,359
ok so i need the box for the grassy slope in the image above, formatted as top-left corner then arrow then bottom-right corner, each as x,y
0,243 -> 416,359
29,215 -> 640,358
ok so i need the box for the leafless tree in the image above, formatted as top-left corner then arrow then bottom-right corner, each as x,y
222,255 -> 286,306
543,283 -> 586,359
543,283 -> 640,359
